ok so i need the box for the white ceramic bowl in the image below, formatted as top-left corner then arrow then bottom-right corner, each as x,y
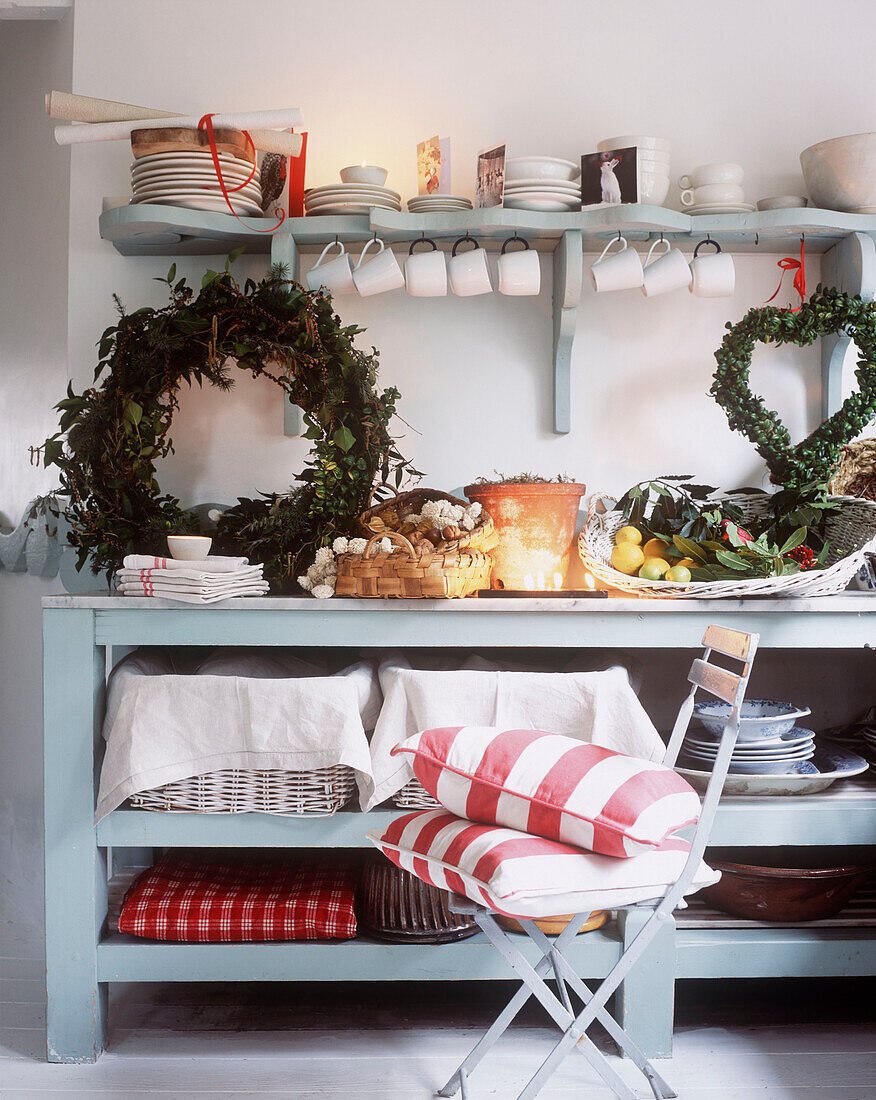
339,165 -> 389,186
506,156 -> 580,182
598,135 -> 670,154
638,172 -> 671,205
694,699 -> 812,742
757,195 -> 809,211
167,534 -> 212,561
800,132 -> 876,213
638,155 -> 671,171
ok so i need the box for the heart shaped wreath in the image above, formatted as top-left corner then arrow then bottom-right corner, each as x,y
710,285 -> 876,490
43,257 -> 419,588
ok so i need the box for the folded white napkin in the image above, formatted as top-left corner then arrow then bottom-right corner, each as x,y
362,654 -> 664,811
123,555 -> 251,572
96,652 -> 378,821
117,582 -> 269,604
117,565 -> 264,585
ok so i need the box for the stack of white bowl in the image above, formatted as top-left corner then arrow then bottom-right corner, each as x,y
503,156 -> 581,211
597,135 -> 671,206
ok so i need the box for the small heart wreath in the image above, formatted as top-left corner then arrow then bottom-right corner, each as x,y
711,285 -> 876,489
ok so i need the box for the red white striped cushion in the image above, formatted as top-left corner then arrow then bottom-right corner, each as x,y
392,726 -> 700,857
368,809 -> 719,919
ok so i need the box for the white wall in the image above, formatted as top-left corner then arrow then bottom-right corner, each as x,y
0,14 -> 72,949
1,0 -> 874,949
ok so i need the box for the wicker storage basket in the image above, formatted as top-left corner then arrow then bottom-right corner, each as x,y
335,531 -> 492,599
358,488 -> 498,555
359,858 -> 479,943
392,777 -> 441,810
128,764 -> 356,816
579,492 -> 876,599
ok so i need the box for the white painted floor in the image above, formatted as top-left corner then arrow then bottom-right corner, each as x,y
2,952 -> 875,1099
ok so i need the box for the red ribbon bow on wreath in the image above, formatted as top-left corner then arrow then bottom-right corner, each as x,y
197,113 -> 286,233
765,235 -> 806,311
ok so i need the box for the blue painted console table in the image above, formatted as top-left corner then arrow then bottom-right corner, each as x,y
42,594 -> 876,1063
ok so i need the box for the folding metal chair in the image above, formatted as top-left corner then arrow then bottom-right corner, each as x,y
438,624 -> 759,1100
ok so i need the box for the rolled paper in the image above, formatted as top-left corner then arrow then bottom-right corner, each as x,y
53,106 -> 303,156
46,91 -> 303,156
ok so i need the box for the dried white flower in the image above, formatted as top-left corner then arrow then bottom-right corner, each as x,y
332,536 -> 349,555
449,504 -> 464,521
460,514 -> 475,530
297,575 -> 313,591
468,501 -> 482,517
421,500 -> 441,520
311,583 -> 335,599
348,537 -> 368,555
314,546 -> 335,566
307,563 -> 324,583
378,537 -> 393,554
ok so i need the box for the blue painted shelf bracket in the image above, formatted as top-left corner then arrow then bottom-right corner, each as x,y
552,230 -> 583,434
270,232 -> 303,437
819,230 -> 876,420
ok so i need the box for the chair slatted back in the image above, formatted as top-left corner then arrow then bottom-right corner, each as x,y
688,658 -> 744,705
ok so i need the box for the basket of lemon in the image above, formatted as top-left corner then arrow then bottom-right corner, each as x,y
578,485 -> 876,599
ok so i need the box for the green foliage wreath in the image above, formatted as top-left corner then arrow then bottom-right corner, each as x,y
44,256 -> 418,589
710,285 -> 876,490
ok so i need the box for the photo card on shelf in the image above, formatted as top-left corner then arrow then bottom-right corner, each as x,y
476,142 -> 506,208
417,135 -> 442,195
580,146 -> 638,209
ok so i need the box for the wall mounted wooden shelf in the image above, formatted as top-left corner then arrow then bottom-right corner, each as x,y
98,205 -> 876,438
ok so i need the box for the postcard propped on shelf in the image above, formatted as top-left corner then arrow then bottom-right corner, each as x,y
581,146 -> 638,209
476,143 -> 506,209
417,135 -> 452,195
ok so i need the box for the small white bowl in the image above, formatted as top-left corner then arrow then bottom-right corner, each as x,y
599,135 -> 671,154
757,196 -> 809,211
340,165 -> 389,186
505,156 -> 580,182
167,534 -> 212,561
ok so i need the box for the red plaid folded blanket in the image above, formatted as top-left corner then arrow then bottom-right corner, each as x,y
118,854 -> 357,941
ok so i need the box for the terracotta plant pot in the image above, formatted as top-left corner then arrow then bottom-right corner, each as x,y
464,482 -> 586,590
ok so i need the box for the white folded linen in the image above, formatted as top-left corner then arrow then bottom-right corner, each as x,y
362,655 -> 664,811
117,565 -> 264,584
117,583 -> 269,604
123,555 -> 251,572
97,651 -> 378,821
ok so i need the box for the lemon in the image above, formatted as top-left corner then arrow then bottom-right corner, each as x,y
639,557 -> 670,580
665,565 -> 692,583
615,526 -> 643,546
611,543 -> 645,575
642,538 -> 670,560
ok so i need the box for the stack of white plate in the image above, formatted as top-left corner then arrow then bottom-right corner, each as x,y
130,151 -> 263,216
304,183 -> 402,217
407,194 -> 473,213
597,135 -> 671,206
503,158 -> 581,212
679,726 -> 816,775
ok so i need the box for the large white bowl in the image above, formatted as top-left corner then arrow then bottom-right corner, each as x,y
638,171 -> 671,205
506,156 -> 580,182
599,135 -> 670,154
800,132 -> 876,214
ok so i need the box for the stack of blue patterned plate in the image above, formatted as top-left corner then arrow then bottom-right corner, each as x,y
680,726 -> 816,775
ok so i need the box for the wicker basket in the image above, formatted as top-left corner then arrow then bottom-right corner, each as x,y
358,488 -> 498,555
335,531 -> 492,599
392,777 -> 442,810
578,492 -> 876,599
128,764 -> 356,816
359,858 -> 479,943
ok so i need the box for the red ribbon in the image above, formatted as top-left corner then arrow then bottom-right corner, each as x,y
197,113 -> 285,233
766,236 -> 806,311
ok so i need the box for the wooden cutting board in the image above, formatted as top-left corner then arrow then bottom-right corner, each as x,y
131,126 -> 256,164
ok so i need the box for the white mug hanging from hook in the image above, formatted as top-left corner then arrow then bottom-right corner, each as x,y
448,235 -> 493,296
498,234 -> 541,295
306,237 -> 356,295
689,237 -> 735,297
641,235 -> 691,298
405,237 -> 447,297
352,235 -> 405,296
590,232 -> 644,292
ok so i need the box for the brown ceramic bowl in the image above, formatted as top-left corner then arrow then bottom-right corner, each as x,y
701,861 -> 874,922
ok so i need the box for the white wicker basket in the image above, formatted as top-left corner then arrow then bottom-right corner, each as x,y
578,492 -> 876,599
129,765 -> 356,816
392,777 -> 441,810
